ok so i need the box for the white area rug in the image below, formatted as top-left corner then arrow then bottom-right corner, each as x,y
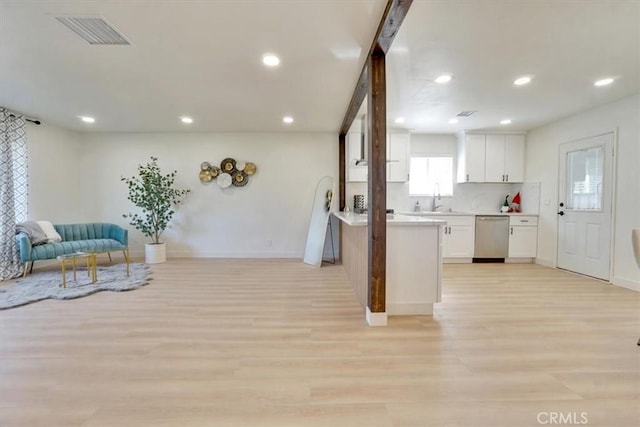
0,263 -> 151,309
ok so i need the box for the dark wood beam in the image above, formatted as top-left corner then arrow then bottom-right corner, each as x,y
367,48 -> 387,314
339,0 -> 413,135
338,133 -> 346,211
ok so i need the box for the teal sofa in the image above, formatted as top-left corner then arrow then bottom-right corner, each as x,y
17,223 -> 129,277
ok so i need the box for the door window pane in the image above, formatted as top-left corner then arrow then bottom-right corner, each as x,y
566,146 -> 603,210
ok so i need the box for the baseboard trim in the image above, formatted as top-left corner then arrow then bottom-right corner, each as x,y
127,251 -> 303,259
505,258 -> 534,263
611,276 -> 640,292
387,303 -> 433,315
535,258 -> 556,268
365,306 -> 387,327
443,258 -> 472,264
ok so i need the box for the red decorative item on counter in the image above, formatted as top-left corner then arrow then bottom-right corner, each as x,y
512,192 -> 522,212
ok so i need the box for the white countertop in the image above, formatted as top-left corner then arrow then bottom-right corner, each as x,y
334,211 -> 446,227
398,211 -> 539,217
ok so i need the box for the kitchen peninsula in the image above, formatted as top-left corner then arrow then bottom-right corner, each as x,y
334,212 -> 445,323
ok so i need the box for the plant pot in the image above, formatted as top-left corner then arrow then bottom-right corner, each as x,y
145,242 -> 166,264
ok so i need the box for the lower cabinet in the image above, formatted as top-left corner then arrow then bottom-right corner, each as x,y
433,216 -> 475,261
508,216 -> 538,258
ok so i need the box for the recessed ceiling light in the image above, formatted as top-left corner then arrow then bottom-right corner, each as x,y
594,77 -> 615,87
500,119 -> 512,125
435,74 -> 452,84
394,117 -> 405,124
263,53 -> 280,67
79,116 -> 95,123
448,118 -> 459,124
513,76 -> 532,86
283,116 -> 294,124
180,116 -> 193,124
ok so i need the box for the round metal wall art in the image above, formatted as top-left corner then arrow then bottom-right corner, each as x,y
220,158 -> 236,173
199,158 -> 257,188
217,173 -> 232,188
231,170 -> 248,187
244,162 -> 257,175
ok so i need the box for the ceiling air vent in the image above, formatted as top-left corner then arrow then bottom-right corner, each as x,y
56,16 -> 130,45
456,110 -> 477,117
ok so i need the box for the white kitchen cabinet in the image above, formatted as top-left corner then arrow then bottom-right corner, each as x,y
504,135 -> 525,182
457,133 -> 525,183
432,215 -> 475,261
346,132 -> 409,182
457,134 -> 485,183
387,133 -> 409,182
485,134 -> 525,183
508,216 -> 538,258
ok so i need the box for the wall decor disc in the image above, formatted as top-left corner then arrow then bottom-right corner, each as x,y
220,158 -> 236,173
209,165 -> 221,179
199,169 -> 213,183
217,172 -> 232,188
244,162 -> 257,175
236,160 -> 246,171
231,170 -> 248,187
200,161 -> 211,171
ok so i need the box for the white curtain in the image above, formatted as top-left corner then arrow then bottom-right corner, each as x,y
0,108 -> 29,280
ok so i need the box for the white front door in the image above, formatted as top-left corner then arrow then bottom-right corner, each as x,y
557,133 -> 614,281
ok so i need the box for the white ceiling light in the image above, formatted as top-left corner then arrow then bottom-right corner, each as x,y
448,118 -> 459,124
435,74 -> 452,84
79,116 -> 95,123
394,117 -> 405,124
283,116 -> 294,124
513,76 -> 532,86
594,77 -> 615,87
500,119 -> 512,125
180,116 -> 193,124
262,53 -> 280,67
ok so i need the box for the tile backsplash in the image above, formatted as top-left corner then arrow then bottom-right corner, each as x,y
346,181 -> 540,214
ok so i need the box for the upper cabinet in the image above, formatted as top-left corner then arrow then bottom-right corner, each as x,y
457,133 -> 525,183
387,133 -> 410,182
346,132 -> 409,183
457,134 -> 486,182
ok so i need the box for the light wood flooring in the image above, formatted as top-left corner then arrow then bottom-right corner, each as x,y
1,259 -> 638,427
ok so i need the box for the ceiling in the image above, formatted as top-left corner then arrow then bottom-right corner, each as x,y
1,1 -> 638,134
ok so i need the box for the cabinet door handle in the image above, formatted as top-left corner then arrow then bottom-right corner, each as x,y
502,174 -> 505,182
448,226 -> 452,234
510,227 -> 513,235
466,174 -> 469,182
506,174 -> 509,181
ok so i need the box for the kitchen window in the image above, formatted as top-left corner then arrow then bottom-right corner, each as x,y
409,155 -> 453,196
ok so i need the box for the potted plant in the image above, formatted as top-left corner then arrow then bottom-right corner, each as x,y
122,156 -> 190,263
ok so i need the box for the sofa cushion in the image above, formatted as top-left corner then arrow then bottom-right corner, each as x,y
16,221 -> 48,246
30,239 -> 127,260
37,220 -> 62,243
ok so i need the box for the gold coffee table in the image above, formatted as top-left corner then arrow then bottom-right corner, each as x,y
56,252 -> 97,288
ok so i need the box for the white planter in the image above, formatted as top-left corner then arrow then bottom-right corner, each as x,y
145,242 -> 167,264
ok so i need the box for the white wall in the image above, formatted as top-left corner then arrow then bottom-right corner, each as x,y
526,93 -> 640,290
25,122 -> 84,222
79,132 -> 338,258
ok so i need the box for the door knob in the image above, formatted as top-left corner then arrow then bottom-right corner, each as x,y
558,211 -> 565,216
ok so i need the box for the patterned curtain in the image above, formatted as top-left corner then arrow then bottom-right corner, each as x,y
0,108 -> 29,280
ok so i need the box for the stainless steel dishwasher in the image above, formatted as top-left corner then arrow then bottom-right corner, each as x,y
474,215 -> 509,261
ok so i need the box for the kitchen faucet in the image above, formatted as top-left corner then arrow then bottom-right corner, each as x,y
432,183 -> 443,212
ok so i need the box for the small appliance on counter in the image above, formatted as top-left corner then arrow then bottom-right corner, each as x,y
354,194 -> 366,213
